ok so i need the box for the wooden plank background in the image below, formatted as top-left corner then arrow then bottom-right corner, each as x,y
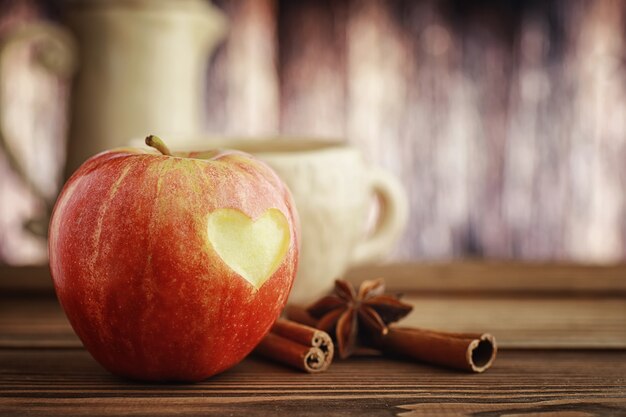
1,0 -> 626,265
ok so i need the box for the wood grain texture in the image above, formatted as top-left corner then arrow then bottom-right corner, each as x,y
0,349 -> 625,416
5,262 -> 626,294
2,278 -> 625,351
401,296 -> 626,349
271,0 -> 626,263
3,0 -> 626,265
345,262 -> 626,294
0,296 -> 80,348
2,262 -> 625,349
213,0 -> 280,135
345,262 -> 626,349
1,283 -> 625,415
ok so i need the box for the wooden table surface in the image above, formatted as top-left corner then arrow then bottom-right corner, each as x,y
1,294 -> 626,416
2,263 -> 626,416
3,348 -> 626,417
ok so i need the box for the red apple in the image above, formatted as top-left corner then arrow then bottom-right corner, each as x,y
48,136 -> 299,382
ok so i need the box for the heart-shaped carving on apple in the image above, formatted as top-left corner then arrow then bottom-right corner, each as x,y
48,136 -> 299,381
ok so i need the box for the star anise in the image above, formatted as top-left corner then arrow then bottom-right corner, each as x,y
306,279 -> 413,359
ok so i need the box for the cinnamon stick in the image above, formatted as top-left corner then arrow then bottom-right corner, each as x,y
374,327 -> 497,373
254,319 -> 334,373
286,304 -> 496,373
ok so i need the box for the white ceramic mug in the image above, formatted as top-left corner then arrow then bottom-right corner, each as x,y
161,138 -> 409,305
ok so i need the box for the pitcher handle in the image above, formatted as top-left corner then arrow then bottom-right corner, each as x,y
350,167 -> 409,266
0,22 -> 77,235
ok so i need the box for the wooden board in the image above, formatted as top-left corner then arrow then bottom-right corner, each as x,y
343,262 -> 626,349
1,349 -> 625,416
402,295 -> 626,349
0,297 -> 80,348
2,262 -> 626,349
1,280 -> 625,416
4,261 -> 626,293
345,261 -> 626,294
1,293 -> 625,350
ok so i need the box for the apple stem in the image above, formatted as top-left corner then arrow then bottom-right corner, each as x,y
145,135 -> 172,156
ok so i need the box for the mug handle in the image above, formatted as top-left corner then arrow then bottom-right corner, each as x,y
350,167 -> 409,266
0,23 -> 77,235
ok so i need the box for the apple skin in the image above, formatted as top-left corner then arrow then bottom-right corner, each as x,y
48,146 -> 299,382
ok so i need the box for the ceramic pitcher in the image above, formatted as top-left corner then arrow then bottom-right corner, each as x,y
0,0 -> 227,233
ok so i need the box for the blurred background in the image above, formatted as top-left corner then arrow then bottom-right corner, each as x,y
1,0 -> 625,267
